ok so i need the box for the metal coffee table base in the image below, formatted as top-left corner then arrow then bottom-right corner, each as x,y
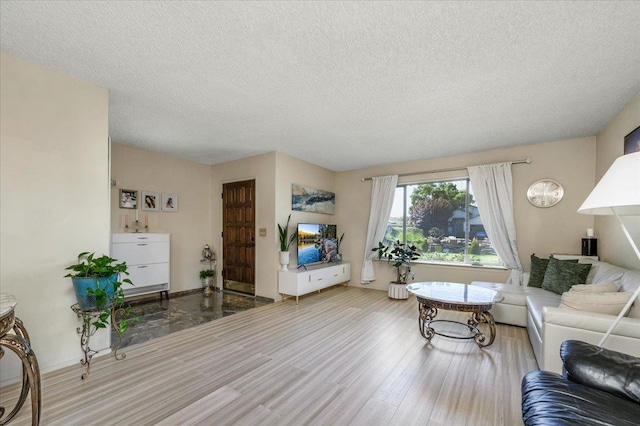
417,300 -> 497,348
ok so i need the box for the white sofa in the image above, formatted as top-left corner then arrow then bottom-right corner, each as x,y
471,259 -> 640,374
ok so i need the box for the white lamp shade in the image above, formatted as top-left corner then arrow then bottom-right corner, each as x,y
578,151 -> 640,216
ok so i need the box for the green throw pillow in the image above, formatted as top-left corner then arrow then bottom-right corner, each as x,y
541,258 -> 592,295
529,254 -> 578,288
529,254 -> 549,288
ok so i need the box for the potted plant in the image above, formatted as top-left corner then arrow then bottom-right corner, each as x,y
64,252 -> 135,333
335,233 -> 345,263
277,214 -> 296,271
372,240 -> 420,284
200,269 -> 216,294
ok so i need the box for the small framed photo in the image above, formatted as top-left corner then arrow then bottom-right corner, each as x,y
119,189 -> 138,209
141,191 -> 160,211
161,193 -> 178,212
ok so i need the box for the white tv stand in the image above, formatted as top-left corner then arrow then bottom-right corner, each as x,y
279,262 -> 351,304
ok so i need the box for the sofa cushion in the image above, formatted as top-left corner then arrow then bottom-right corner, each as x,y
541,258 -> 591,294
560,291 -> 634,315
628,302 -> 640,319
619,269 -> 640,293
472,282 -> 526,305
569,281 -> 618,293
579,260 -> 627,285
527,294 -> 561,331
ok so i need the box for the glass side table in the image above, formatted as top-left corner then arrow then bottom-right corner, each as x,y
0,293 -> 41,425
71,304 -> 126,380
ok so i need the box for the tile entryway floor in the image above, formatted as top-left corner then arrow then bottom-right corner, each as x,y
111,289 -> 273,348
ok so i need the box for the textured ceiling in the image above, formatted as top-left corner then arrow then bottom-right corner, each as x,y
2,2 -> 640,172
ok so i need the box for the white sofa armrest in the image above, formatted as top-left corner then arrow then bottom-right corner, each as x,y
544,307 -> 640,338
541,307 -> 640,373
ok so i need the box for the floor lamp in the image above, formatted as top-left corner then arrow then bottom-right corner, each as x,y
577,151 -> 640,347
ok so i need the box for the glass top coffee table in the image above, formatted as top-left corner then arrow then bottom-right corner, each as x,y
406,282 -> 504,348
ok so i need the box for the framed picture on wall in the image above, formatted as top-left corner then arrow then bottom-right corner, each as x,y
141,191 -> 160,211
161,193 -> 178,212
624,125 -> 640,154
119,189 -> 137,209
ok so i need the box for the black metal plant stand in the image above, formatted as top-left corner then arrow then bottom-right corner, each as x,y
71,304 -> 126,380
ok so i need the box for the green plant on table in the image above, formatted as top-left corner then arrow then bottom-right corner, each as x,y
199,269 -> 215,279
336,233 -> 345,255
278,214 -> 296,251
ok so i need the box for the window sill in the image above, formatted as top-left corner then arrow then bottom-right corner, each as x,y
412,259 -> 508,271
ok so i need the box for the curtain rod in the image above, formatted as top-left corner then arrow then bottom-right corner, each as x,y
361,158 -> 532,182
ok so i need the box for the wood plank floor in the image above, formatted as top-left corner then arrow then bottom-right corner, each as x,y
2,286 -> 538,425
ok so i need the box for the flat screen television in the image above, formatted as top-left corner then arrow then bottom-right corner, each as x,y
297,223 -> 338,266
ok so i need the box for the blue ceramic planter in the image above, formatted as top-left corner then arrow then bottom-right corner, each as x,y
72,274 -> 117,310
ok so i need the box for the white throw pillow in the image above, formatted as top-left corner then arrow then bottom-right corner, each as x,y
587,262 -> 626,285
569,282 -> 618,293
560,291 -> 633,315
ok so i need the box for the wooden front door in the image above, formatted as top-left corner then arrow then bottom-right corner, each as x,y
222,180 -> 256,295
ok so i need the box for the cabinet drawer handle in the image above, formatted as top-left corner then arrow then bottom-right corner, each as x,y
317,278 -> 323,281
137,265 -> 148,269
137,243 -> 148,246
333,274 -> 338,277
137,237 -> 149,240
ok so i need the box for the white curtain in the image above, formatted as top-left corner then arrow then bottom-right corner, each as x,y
467,163 -> 524,285
361,175 -> 399,283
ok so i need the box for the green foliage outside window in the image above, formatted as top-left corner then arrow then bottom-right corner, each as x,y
386,180 -> 502,266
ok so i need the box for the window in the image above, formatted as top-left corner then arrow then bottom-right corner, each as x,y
385,179 -> 503,267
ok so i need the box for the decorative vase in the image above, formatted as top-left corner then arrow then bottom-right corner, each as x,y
336,253 -> 343,264
202,277 -> 213,295
279,251 -> 290,271
72,274 -> 117,310
388,282 -> 409,300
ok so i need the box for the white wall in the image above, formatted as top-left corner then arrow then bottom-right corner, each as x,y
595,90 -> 640,269
0,53 -> 109,384
274,152 -> 336,267
110,143 -> 213,293
336,137 -> 597,290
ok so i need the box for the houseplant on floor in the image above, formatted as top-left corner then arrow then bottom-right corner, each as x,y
200,269 -> 216,294
278,214 -> 296,271
64,252 -> 135,334
372,240 -> 420,299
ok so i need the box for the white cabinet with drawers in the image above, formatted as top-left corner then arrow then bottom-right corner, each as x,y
111,233 -> 170,298
279,263 -> 351,304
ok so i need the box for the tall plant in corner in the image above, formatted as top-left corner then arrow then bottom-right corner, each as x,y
278,214 -> 296,271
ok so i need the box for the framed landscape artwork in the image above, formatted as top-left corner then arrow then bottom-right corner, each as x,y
119,189 -> 137,209
161,193 -> 178,212
624,125 -> 640,154
292,184 -> 335,215
141,191 -> 160,211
